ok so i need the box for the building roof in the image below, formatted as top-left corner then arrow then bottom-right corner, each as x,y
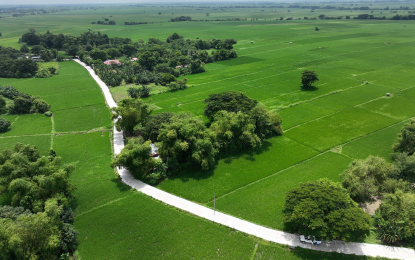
104,59 -> 120,65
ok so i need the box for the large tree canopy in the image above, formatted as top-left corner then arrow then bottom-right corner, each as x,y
111,98 -> 152,134
283,179 -> 370,242
301,70 -> 319,87
341,156 -> 398,203
203,91 -> 258,121
158,112 -> 218,171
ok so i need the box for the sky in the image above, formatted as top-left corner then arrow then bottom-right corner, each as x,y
1,0 -> 259,5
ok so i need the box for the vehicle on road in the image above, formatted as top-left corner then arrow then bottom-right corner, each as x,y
299,235 -> 322,245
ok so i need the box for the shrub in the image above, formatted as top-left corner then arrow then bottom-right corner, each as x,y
0,95 -> 6,113
32,98 -> 51,113
161,73 -> 175,85
44,111 -> 53,117
128,86 -> 151,99
0,118 -> 11,132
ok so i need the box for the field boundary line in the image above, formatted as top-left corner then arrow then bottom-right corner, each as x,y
75,194 -> 134,218
75,59 -> 415,260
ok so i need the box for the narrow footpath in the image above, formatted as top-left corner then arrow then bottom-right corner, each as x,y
74,59 -> 415,260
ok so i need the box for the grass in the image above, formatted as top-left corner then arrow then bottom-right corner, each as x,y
207,152 -> 352,230
110,83 -> 169,103
2,3 -> 415,259
158,136 -> 319,203
38,62 -> 60,75
284,107 -> 399,152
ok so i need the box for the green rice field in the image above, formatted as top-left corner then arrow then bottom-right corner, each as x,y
1,2 -> 414,258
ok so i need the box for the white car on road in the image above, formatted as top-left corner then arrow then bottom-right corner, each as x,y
299,235 -> 322,245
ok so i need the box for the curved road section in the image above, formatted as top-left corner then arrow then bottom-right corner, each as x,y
74,59 -> 414,260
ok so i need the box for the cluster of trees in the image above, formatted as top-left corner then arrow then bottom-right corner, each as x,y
0,143 -> 78,260
111,91 -> 282,184
124,21 -> 149,25
92,19 -> 116,25
0,85 -> 51,119
341,120 -> 415,244
283,120 -> 415,243
89,33 -> 237,87
0,46 -> 38,78
170,16 -> 192,22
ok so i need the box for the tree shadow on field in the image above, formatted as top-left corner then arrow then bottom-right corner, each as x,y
111,176 -> 131,192
164,140 -> 273,183
300,85 -> 319,91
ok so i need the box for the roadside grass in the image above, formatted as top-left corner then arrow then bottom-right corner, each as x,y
158,136 -> 319,203
207,152 -> 352,230
253,243 -> 392,260
284,107 -> 399,152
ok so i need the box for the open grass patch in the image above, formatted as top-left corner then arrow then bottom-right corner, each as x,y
208,152 -> 352,230
0,114 -> 52,137
0,134 -> 51,155
53,103 -> 112,133
341,120 -> 408,161
158,136 -> 319,203
284,107 -> 399,152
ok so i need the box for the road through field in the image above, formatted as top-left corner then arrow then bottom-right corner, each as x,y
74,59 -> 415,260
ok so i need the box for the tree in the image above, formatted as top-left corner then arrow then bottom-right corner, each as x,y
210,111 -> 261,154
391,152 -> 415,182
158,112 -> 218,170
203,91 -> 258,121
12,96 -> 33,114
393,119 -> 415,155
249,103 -> 283,139
30,45 -> 45,55
283,179 -> 371,242
141,112 -> 174,142
111,98 -> 152,134
20,45 -> 29,53
0,143 -> 75,213
301,70 -> 319,87
341,156 -> 398,203
161,73 -> 175,85
66,45 -> 79,58
0,118 -> 11,133
374,190 -> 415,243
111,137 -> 158,180
0,199 -> 62,260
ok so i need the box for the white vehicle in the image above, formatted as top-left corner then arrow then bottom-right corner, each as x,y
299,235 -> 322,245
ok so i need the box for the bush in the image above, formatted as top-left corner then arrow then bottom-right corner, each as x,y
12,96 -> 33,114
32,98 -> 51,113
59,223 -> 78,254
0,118 -> 11,132
0,95 -> 6,113
44,111 -> 53,117
161,73 -> 175,85
128,86 -> 150,99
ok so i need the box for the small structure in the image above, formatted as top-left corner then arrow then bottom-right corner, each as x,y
386,93 -> 391,96
319,47 -> 321,49
104,59 -> 120,65
32,56 -> 42,61
130,57 -> 138,62
289,42 -> 292,45
150,143 -> 159,158
175,65 -> 183,69
251,41 -> 254,44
